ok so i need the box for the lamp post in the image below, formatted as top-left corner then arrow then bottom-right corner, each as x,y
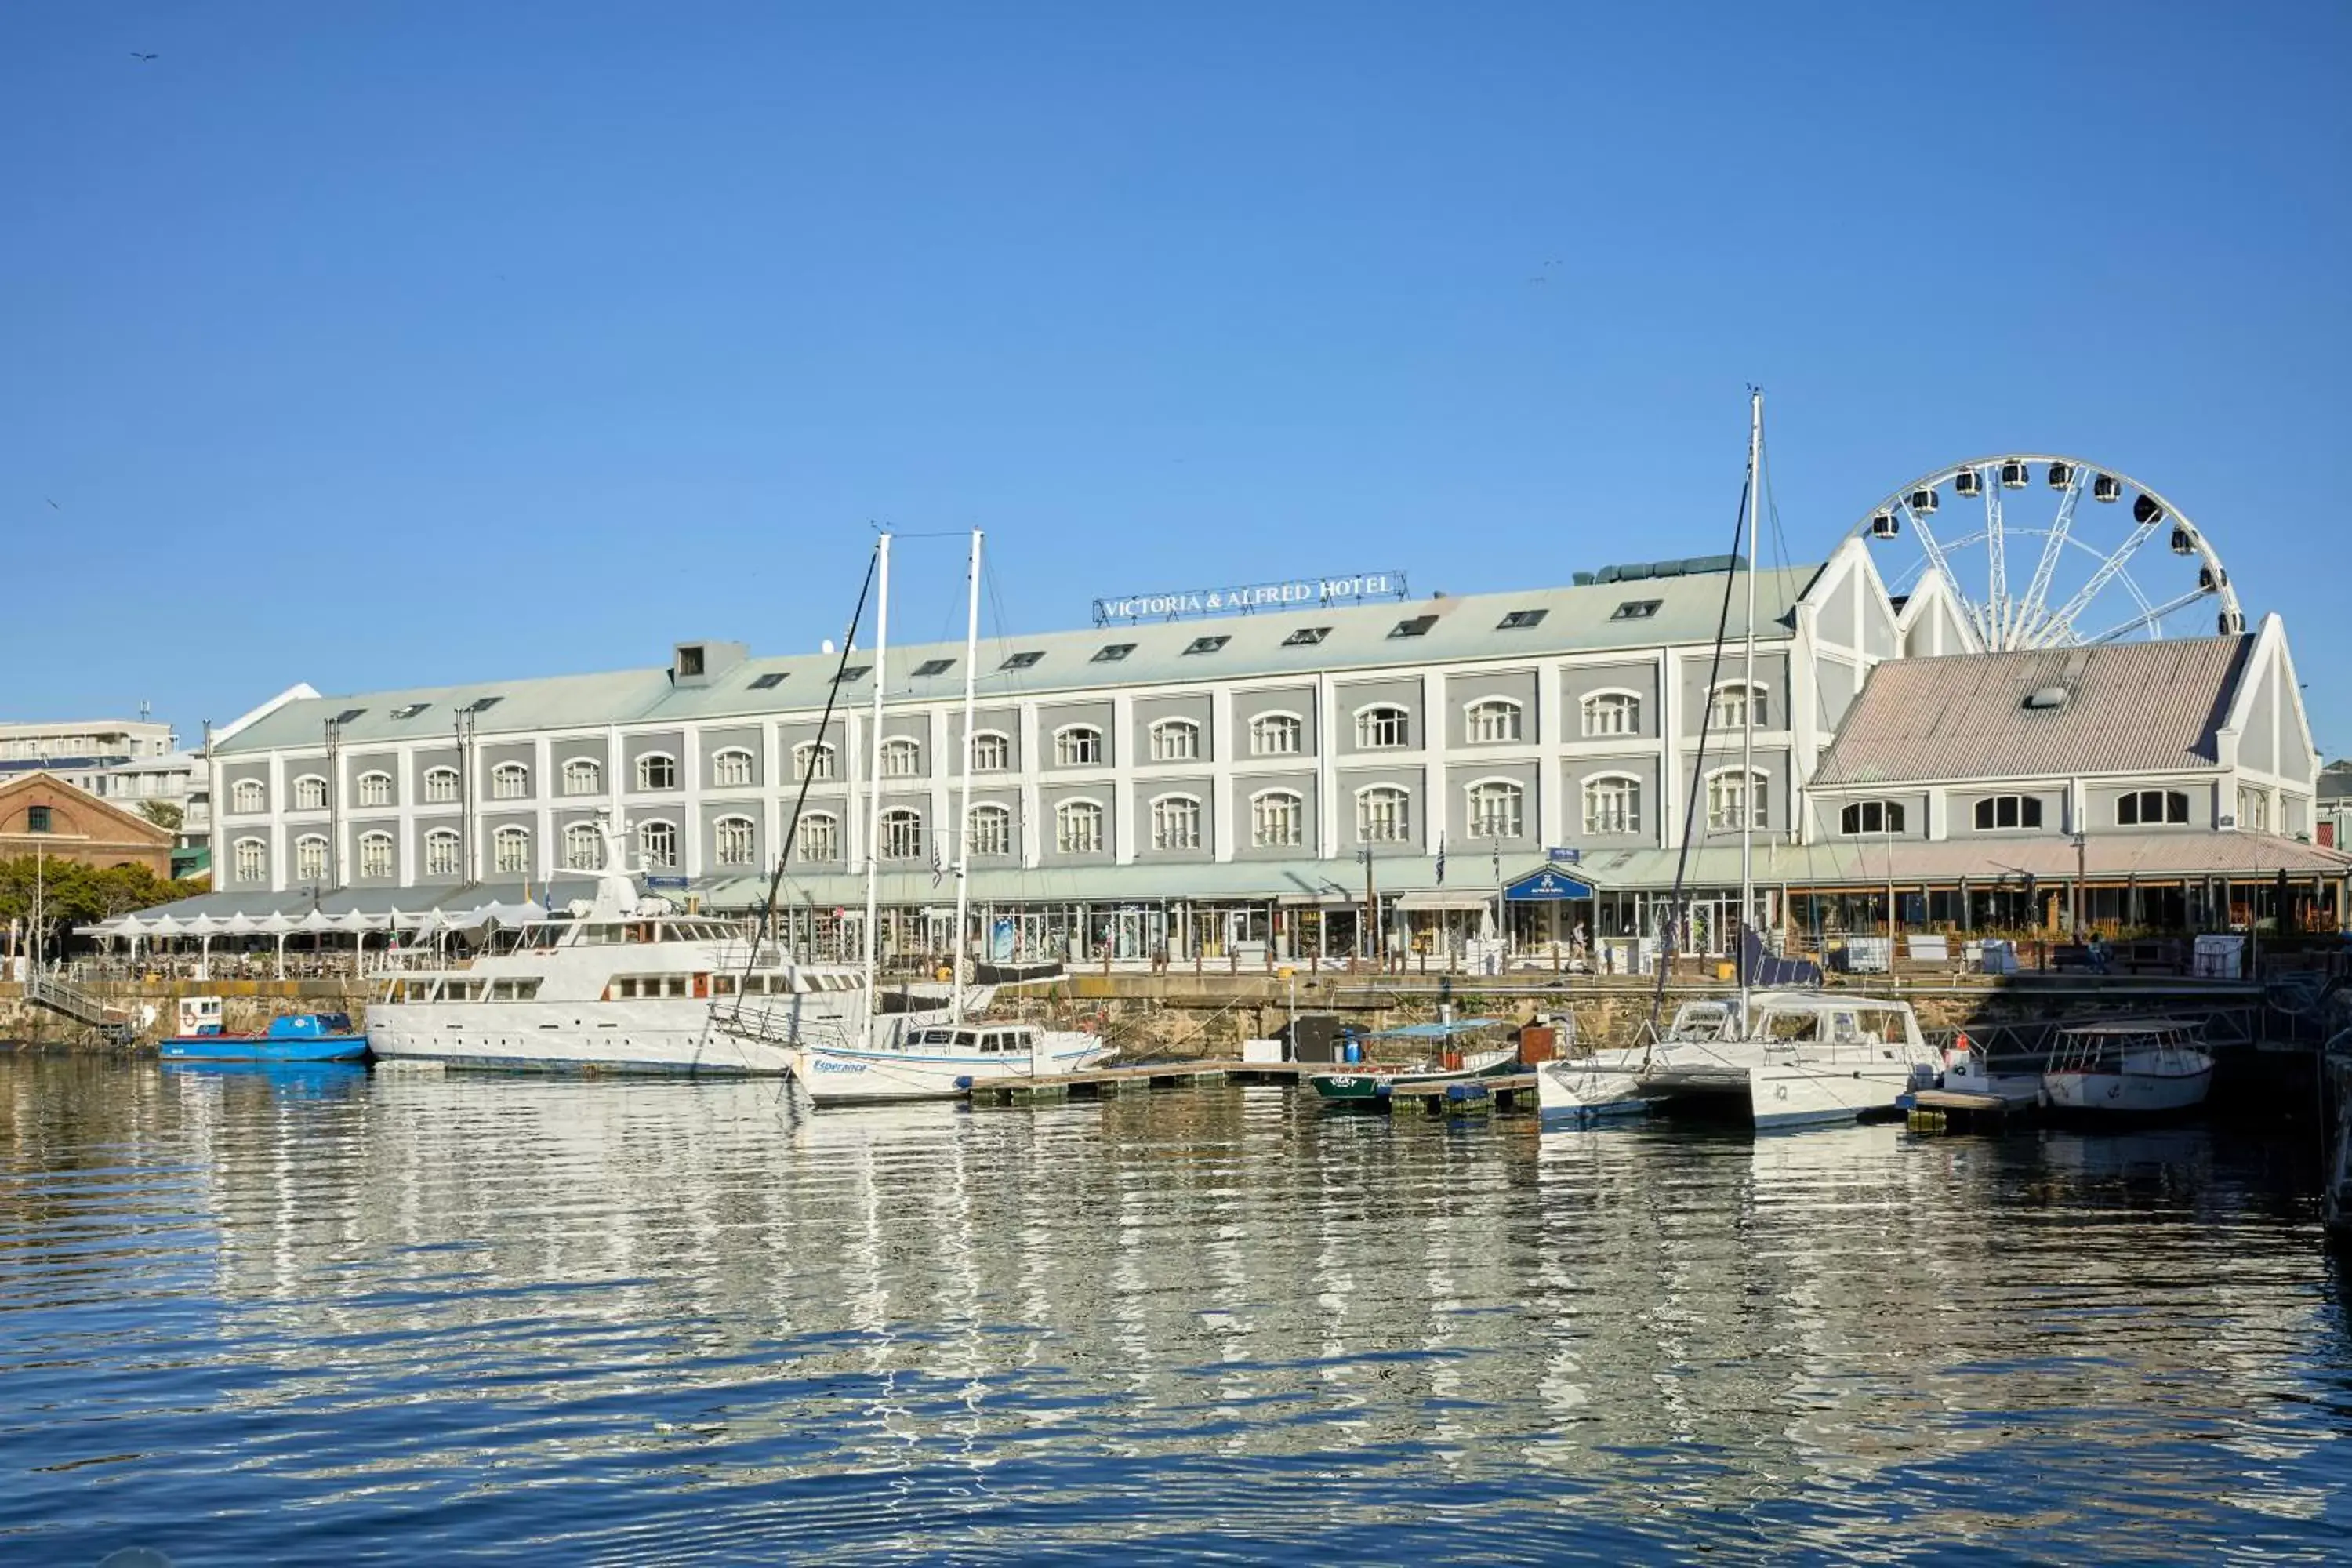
2071,831 -> 2087,936
1356,845 -> 1377,964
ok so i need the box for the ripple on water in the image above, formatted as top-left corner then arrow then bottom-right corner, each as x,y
0,1062 -> 2346,1563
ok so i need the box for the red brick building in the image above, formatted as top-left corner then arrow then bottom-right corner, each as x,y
0,773 -> 176,878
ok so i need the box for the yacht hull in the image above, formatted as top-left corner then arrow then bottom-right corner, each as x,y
1749,1061 -> 1927,1130
1535,1049 -> 1654,1125
368,1000 -> 800,1075
789,1038 -> 1112,1105
2042,1062 -> 2212,1115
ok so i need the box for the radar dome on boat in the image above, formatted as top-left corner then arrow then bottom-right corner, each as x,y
1998,459 -> 2031,489
1907,487 -> 1939,514
2092,472 -> 2123,503
1954,469 -> 1984,498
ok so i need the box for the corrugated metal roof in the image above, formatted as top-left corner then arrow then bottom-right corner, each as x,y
1813,637 -> 2253,786
213,564 -> 1823,755
1568,831 -> 2352,887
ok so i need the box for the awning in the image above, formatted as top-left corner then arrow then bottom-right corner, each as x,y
1393,890 -> 1499,912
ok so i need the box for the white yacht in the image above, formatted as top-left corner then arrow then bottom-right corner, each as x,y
365,828 -> 951,1075
1639,991 -> 1941,1129
2041,1020 -> 2214,1116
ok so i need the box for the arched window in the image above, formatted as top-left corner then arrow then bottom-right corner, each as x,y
2236,787 -> 2269,832
1972,794 -> 2044,830
967,803 -> 1012,857
562,757 -> 602,796
636,753 -> 678,791
637,819 -> 679,869
357,771 -> 394,808
1150,719 -> 1200,762
233,837 -> 267,882
491,762 -> 528,800
294,835 -> 328,882
1252,789 -> 1304,848
1250,713 -> 1304,757
1054,726 -> 1103,767
2117,789 -> 2190,826
793,742 -> 836,781
230,779 -> 266,814
969,731 -> 1011,771
1356,786 -> 1411,844
564,822 -> 603,871
1465,699 -> 1523,745
1839,800 -> 1907,835
423,767 -> 459,804
1705,768 -> 1768,832
1465,779 -> 1524,838
796,811 -> 840,862
1581,691 -> 1641,737
293,775 -> 328,811
713,815 -> 757,866
1709,682 -> 1769,731
1151,794 -> 1202,851
1584,774 -> 1641,835
880,737 -> 923,778
1355,706 -> 1410,749
493,825 -> 532,875
879,809 -> 923,860
358,832 -> 394,880
1055,799 -> 1105,854
424,829 -> 461,877
711,748 -> 755,788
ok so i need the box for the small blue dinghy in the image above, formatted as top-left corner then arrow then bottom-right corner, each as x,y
160,1004 -> 371,1065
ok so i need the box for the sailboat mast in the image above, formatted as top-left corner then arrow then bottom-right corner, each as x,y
860,532 -> 891,1047
1740,389 -> 1762,1011
950,528 -> 982,1022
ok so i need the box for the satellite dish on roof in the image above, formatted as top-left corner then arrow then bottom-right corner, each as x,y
822,639 -> 836,655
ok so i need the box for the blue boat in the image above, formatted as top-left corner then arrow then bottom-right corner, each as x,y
160,1011 -> 372,1065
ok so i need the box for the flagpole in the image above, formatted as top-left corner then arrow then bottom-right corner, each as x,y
950,528 -> 982,1023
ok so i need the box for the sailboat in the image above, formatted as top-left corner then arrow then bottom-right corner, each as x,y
709,530 -> 1111,1105
1556,392 -> 1941,1131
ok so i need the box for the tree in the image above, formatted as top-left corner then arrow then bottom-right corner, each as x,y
0,856 -> 203,947
137,800 -> 184,832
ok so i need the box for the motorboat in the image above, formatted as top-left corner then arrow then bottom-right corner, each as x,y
161,999 -> 369,1064
364,821 -> 948,1074
2041,1019 -> 2213,1116
1306,1019 -> 1520,1105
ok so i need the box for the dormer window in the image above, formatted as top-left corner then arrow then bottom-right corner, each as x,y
913,658 -> 955,677
1183,636 -> 1229,656
1388,615 -> 1438,639
1000,651 -> 1044,670
1283,626 -> 1330,647
833,665 -> 870,684
749,671 -> 787,690
1610,600 -> 1663,621
391,702 -> 430,720
1497,608 -> 1548,630
1092,643 -> 1136,663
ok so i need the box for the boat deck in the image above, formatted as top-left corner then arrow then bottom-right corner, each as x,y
1901,1085 -> 2042,1133
965,1059 -> 1317,1104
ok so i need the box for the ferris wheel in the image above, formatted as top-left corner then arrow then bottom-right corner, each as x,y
1846,456 -> 2245,652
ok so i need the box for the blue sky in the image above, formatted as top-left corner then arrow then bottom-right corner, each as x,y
5,3 -> 2347,751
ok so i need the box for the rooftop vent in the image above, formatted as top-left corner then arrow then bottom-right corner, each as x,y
2022,684 -> 2070,711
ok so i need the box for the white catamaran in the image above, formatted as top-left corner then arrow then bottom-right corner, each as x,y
707,529 -> 1111,1104
1541,391 -> 1939,1131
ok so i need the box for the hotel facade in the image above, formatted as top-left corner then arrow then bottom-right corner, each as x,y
191,539 -> 2339,964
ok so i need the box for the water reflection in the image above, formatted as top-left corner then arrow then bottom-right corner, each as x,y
0,1060 -> 2346,1563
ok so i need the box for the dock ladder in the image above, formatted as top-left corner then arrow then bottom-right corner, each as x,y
25,974 -> 136,1046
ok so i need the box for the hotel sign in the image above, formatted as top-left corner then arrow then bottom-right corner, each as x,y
1093,569 -> 1409,626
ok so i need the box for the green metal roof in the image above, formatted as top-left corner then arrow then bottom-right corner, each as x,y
212,564 -> 1823,756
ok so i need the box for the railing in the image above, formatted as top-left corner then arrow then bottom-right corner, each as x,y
26,974 -> 136,1044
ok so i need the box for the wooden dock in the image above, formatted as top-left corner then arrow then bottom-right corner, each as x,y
1903,1086 -> 2040,1133
1379,1073 -> 1541,1116
965,1058 -> 1317,1105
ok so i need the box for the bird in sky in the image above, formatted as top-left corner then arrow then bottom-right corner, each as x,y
130,52 -> 158,61
45,498 -> 60,510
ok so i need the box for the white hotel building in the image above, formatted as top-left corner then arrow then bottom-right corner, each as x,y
188,539 -> 2339,962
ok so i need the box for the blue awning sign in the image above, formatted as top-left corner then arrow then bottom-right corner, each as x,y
1504,868 -> 1595,902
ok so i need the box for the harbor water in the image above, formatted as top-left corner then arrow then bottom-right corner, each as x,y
2,1059 -> 2347,1563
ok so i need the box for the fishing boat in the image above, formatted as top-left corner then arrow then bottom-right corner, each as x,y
160,999 -> 370,1064
708,528 -> 1110,1104
2041,1019 -> 2213,1116
1307,1019 -> 1520,1104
